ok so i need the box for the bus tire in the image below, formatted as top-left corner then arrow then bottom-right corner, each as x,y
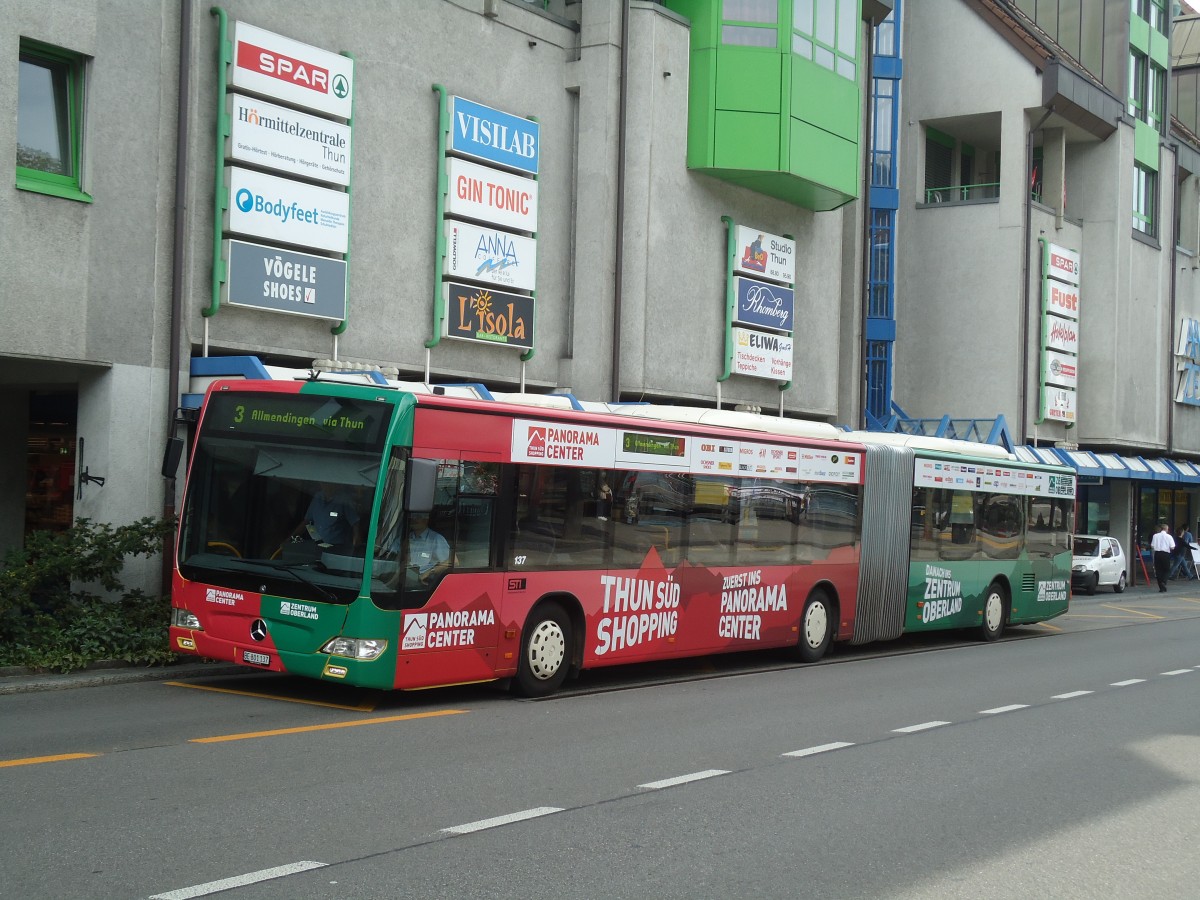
514,601 -> 572,697
794,590 -> 834,663
978,582 -> 1008,642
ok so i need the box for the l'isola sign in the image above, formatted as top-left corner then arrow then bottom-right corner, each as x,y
443,281 -> 534,350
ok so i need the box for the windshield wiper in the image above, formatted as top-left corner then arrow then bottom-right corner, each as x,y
262,561 -> 340,605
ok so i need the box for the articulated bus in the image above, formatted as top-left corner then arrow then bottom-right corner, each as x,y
170,374 -> 1076,696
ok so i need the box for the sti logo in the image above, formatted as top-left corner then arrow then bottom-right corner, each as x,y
525,427 -> 547,458
237,40 -> 333,95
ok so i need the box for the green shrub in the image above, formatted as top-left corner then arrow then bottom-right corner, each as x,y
0,517 -> 176,672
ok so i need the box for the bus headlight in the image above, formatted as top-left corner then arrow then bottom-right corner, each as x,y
172,608 -> 203,630
321,637 -> 387,660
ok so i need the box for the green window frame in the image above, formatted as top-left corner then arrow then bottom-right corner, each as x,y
792,0 -> 858,81
16,39 -> 91,202
1133,164 -> 1156,237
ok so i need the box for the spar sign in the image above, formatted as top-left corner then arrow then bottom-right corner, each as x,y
229,21 -> 354,119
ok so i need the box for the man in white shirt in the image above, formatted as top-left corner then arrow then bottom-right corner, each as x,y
404,511 -> 452,587
1151,523 -> 1175,592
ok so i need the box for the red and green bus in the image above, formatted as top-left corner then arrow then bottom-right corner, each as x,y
170,375 -> 1076,695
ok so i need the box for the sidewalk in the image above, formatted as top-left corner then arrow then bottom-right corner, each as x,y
0,659 -> 244,696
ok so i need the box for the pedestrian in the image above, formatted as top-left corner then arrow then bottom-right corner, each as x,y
1151,523 -> 1175,592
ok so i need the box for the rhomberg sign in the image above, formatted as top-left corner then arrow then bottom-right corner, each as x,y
230,21 -> 354,120
443,281 -> 534,350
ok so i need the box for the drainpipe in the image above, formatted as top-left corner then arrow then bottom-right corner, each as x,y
610,0 -> 629,402
858,18 -> 876,430
1168,150 -> 1179,454
1020,105 -> 1054,442
163,0 -> 193,595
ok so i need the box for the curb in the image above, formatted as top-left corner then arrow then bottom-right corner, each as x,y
0,661 -> 246,696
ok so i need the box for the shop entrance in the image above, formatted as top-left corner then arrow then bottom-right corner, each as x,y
25,391 -> 77,536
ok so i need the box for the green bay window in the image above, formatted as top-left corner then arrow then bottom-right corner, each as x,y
17,39 -> 90,202
666,0 -> 865,211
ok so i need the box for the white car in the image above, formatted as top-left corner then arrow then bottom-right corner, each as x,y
1071,535 -> 1127,595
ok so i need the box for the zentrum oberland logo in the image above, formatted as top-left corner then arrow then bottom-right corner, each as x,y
234,187 -> 319,226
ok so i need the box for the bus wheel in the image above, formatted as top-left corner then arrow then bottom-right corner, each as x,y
515,602 -> 571,697
979,582 -> 1008,642
795,590 -> 834,663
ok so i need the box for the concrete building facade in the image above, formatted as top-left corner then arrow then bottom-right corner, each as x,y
4,0 -> 887,589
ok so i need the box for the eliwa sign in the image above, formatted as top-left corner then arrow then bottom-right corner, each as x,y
1040,241 -> 1080,424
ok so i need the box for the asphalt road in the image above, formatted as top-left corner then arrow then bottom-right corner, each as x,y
1,581 -> 1198,899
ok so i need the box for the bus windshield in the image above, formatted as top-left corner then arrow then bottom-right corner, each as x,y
177,391 -> 393,604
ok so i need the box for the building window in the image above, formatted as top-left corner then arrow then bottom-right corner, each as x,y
1128,49 -> 1147,120
1147,63 -> 1165,132
867,209 -> 894,319
17,40 -> 89,201
722,0 -> 778,47
1148,0 -> 1168,36
870,79 -> 896,187
1133,164 -> 1156,236
792,0 -> 858,81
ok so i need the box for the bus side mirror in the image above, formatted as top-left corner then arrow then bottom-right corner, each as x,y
406,458 -> 437,513
161,437 -> 185,479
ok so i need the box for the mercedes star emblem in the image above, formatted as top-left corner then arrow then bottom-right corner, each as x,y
250,619 -> 268,642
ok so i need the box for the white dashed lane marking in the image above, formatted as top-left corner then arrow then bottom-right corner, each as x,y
782,741 -> 855,758
1161,669 -> 1193,676
150,862 -> 327,899
1111,679 -> 1146,686
979,704 -> 1029,715
1052,690 -> 1093,699
441,807 -> 564,835
892,721 -> 950,734
638,769 -> 730,790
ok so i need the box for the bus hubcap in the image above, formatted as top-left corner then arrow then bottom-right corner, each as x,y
528,620 -> 566,680
986,594 -> 1002,631
804,602 -> 828,648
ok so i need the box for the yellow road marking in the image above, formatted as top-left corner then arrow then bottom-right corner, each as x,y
164,681 -> 377,712
190,708 -> 468,743
1101,604 -> 1163,619
0,752 -> 98,768
1035,622 -> 1063,631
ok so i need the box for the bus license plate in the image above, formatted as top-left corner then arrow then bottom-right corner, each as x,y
242,650 -> 270,666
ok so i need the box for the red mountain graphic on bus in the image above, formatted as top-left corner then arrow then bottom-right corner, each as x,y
526,426 -> 547,458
